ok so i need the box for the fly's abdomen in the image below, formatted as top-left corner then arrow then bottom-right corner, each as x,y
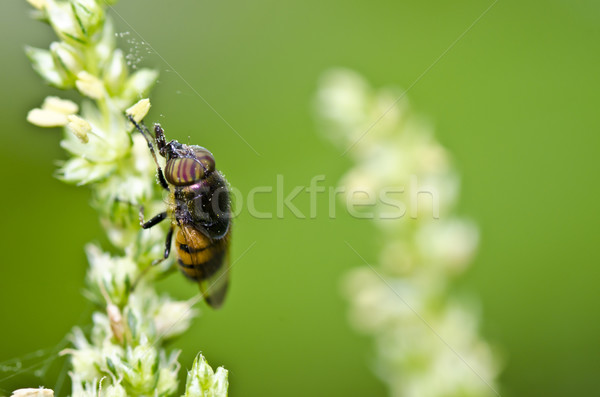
175,225 -> 228,281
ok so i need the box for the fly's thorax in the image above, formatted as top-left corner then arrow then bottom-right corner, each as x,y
171,171 -> 231,239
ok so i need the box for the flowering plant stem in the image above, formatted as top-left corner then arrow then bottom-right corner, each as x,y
19,0 -> 228,396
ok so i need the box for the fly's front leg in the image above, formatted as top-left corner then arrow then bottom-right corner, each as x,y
139,207 -> 167,229
127,116 -> 170,192
154,124 -> 167,154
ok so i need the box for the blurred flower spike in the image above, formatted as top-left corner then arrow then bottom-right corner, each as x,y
19,0 -> 228,396
317,69 -> 501,397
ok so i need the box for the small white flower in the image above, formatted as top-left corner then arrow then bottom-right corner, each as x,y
125,98 -> 151,123
11,388 -> 54,397
184,354 -> 228,397
59,157 -> 117,185
106,303 -> 124,343
76,71 -> 105,99
26,0 -> 47,10
104,49 -> 127,95
71,0 -> 104,35
50,41 -> 83,78
27,108 -> 69,127
85,244 -> 138,304
45,0 -> 85,44
101,382 -> 126,397
154,298 -> 198,340
212,367 -> 229,396
69,373 -> 102,397
108,335 -> 158,394
25,45 -> 72,88
156,367 -> 179,397
317,69 -> 369,132
67,115 -> 91,143
416,219 -> 479,273
156,351 -> 181,397
63,328 -> 103,380
27,96 -> 79,127
121,69 -> 159,103
44,96 -> 79,114
94,17 -> 116,67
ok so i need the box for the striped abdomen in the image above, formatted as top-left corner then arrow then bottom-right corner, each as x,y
175,224 -> 230,308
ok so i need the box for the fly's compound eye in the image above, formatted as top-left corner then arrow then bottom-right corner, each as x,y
192,147 -> 216,172
165,158 -> 205,186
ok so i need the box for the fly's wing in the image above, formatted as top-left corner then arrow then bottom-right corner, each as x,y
199,244 -> 230,309
179,224 -> 231,309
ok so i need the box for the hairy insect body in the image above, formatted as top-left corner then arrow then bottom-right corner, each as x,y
174,225 -> 231,307
132,117 -> 232,309
169,171 -> 231,307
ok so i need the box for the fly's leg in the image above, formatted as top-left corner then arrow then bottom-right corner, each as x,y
163,226 -> 173,259
128,115 -> 169,191
139,208 -> 167,229
132,209 -> 174,291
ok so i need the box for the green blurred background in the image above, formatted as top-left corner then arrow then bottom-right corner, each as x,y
1,0 -> 599,396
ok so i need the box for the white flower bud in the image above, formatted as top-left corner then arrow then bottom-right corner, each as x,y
69,374 -> 100,397
156,367 -> 179,397
106,303 -> 124,343
26,0 -> 47,10
184,354 -> 228,397
71,0 -> 104,36
104,49 -> 128,95
62,328 -> 102,380
45,0 -> 84,44
125,98 -> 151,123
27,108 -> 69,127
416,220 -> 479,272
85,244 -> 137,302
50,41 -> 83,77
28,97 -> 79,128
11,388 -> 53,397
317,68 -> 369,127
67,115 -> 91,143
102,383 -> 127,397
154,299 -> 197,339
121,69 -> 159,102
76,71 -> 105,99
25,46 -> 69,88
118,339 -> 158,392
43,96 -> 79,114
212,367 -> 229,396
95,17 -> 116,65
